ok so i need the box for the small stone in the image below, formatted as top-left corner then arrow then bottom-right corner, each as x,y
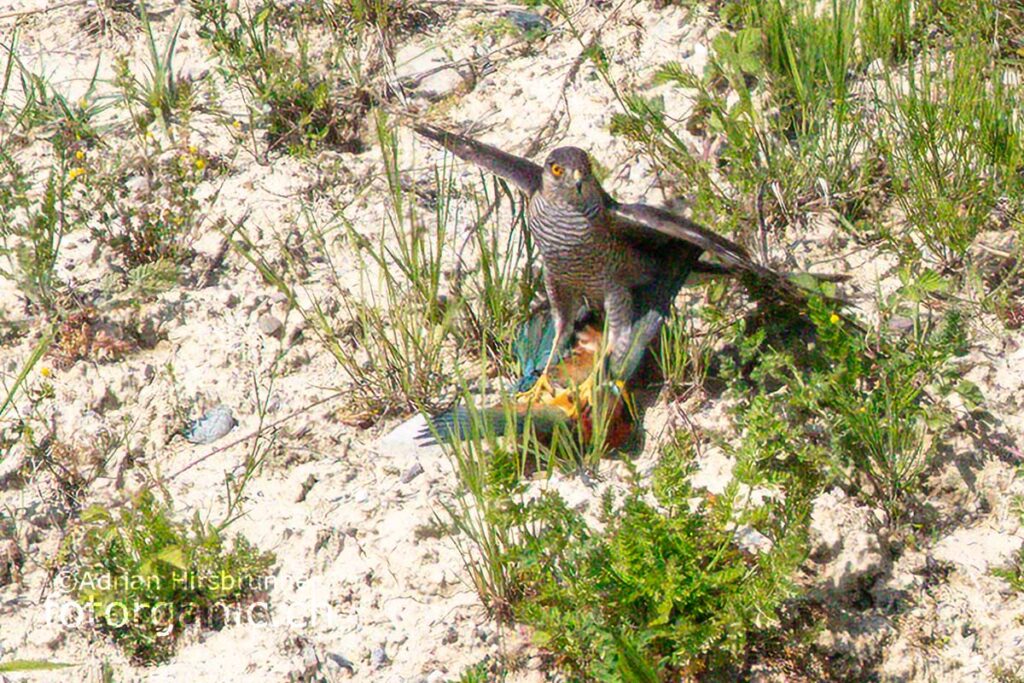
258,313 -> 284,338
184,405 -> 237,445
327,652 -> 355,673
401,462 -> 425,483
371,646 -> 389,669
887,316 -> 914,334
735,525 -> 774,555
442,626 -> 458,644
503,9 -> 552,34
395,43 -> 470,101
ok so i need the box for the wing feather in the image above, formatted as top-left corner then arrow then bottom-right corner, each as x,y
608,202 -> 850,305
414,124 -> 543,195
609,203 -> 757,272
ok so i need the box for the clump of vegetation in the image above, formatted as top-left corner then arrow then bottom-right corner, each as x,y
86,141 -> 217,269
0,149 -> 80,316
1,32 -> 109,147
193,0 -> 375,156
112,9 -> 194,134
443,421 -> 808,678
47,306 -> 136,370
607,0 -> 1023,267
722,275 -> 975,524
64,491 -> 275,663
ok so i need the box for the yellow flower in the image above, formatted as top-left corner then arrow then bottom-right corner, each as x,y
195,158 -> 206,171
188,144 -> 197,155
75,149 -> 85,161
78,98 -> 88,109
68,167 -> 86,181
232,120 -> 242,129
829,313 -> 840,324
40,366 -> 52,378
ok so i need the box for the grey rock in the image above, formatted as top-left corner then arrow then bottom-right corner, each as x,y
504,10 -> 552,34
258,313 -> 284,338
327,652 -> 355,673
371,646 -> 389,669
401,462 -> 425,483
887,316 -> 915,334
395,43 -> 470,101
184,405 -> 237,445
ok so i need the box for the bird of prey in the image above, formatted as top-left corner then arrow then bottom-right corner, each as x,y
415,123 -> 844,402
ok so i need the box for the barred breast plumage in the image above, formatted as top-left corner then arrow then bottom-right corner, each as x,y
528,192 -> 646,302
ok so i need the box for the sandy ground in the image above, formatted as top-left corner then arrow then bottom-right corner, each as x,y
1,1 -> 1023,681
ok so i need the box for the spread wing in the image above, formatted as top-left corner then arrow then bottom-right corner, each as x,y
608,202 -> 848,304
414,124 -> 543,195
609,203 -> 759,273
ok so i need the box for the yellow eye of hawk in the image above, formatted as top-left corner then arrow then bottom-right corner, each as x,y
550,163 -> 564,177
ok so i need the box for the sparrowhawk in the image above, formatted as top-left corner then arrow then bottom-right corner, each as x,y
415,123 -> 844,394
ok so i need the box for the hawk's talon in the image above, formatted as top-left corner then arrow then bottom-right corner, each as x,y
515,373 -> 557,406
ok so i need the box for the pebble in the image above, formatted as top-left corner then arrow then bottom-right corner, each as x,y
504,9 -> 552,34
184,405 -> 237,445
258,313 -> 284,338
401,462 -> 424,483
371,646 -> 389,669
326,652 -> 355,673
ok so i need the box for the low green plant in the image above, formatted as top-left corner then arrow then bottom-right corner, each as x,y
112,7 -> 192,134
0,661 -> 73,673
725,277 -> 974,524
193,0 -> 371,156
448,660 -> 493,683
442,423 -> 808,678
606,0 -> 1023,268
993,496 -> 1024,592
874,44 -> 1024,263
64,490 -> 275,663
87,141 -> 215,269
0,150 -> 79,315
0,34 -> 109,147
0,332 -> 54,455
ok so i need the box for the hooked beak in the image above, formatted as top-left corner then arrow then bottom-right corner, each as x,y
573,169 -> 583,193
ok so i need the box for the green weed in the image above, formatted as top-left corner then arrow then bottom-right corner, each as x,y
193,0 -> 371,156
442,423 -> 808,678
726,282 -> 973,524
113,8 -> 192,134
64,491 -> 275,663
608,0 -> 1023,266
0,150 -> 79,315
